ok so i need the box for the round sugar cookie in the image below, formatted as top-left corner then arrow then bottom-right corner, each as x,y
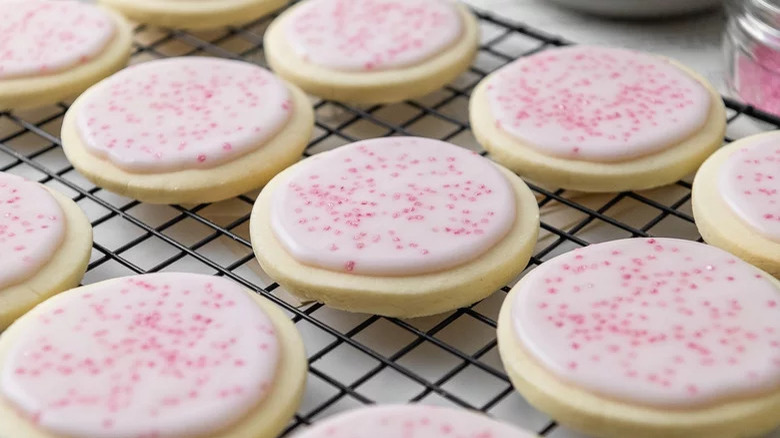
692,131 -> 780,277
264,0 -> 479,104
61,57 -> 314,204
0,173 -> 92,330
294,404 -> 537,437
0,273 -> 307,438
0,0 -> 133,111
497,238 -> 780,438
250,137 -> 540,318
470,45 -> 726,192
97,0 -> 286,30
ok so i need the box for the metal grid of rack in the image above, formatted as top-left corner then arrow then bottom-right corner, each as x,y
2,4 -> 780,438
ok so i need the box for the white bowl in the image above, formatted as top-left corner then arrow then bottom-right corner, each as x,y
546,0 -> 722,17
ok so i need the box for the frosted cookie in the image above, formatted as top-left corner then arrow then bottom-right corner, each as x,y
0,173 -> 92,330
264,0 -> 479,104
250,137 -> 539,317
470,46 -> 726,192
497,238 -> 780,438
0,273 -> 307,438
692,131 -> 780,277
294,405 -> 537,437
61,57 -> 314,204
98,0 -> 286,30
0,0 -> 132,111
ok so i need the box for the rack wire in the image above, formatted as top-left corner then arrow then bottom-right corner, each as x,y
2,4 -> 780,438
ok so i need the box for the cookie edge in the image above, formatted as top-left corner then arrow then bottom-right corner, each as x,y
496,269 -> 780,438
0,185 -> 92,330
0,274 -> 308,438
263,1 -> 479,104
469,53 -> 727,193
60,74 -> 314,204
691,131 -> 780,277
0,6 -> 133,111
249,159 -> 540,318
97,0 -> 287,30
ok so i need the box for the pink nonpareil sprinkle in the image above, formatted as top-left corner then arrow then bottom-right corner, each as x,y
735,45 -> 780,116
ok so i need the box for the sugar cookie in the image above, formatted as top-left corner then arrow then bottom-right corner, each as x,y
497,238 -> 780,438
250,137 -> 539,318
294,404 -> 537,437
0,173 -> 92,330
264,0 -> 479,104
0,0 -> 133,111
97,0 -> 286,30
61,57 -> 314,204
692,131 -> 780,277
471,46 -> 726,192
0,273 -> 307,438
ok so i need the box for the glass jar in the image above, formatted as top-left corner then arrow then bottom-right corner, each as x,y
724,0 -> 780,115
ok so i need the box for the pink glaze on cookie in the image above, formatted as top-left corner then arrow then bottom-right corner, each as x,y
0,0 -> 115,80
0,173 -> 65,290
295,405 -> 534,438
76,57 -> 292,172
487,46 -> 711,162
284,0 -> 463,71
512,238 -> 780,407
719,136 -> 780,242
271,137 -> 516,276
0,273 -> 280,438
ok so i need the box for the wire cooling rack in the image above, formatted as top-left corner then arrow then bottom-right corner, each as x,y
2,4 -> 780,438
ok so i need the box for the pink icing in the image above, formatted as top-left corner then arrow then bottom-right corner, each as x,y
719,135 -> 780,242
294,405 -> 533,438
0,273 -> 280,438
76,57 -> 292,173
0,0 -> 115,80
284,0 -> 463,71
487,46 -> 711,162
512,238 -> 780,407
735,45 -> 780,116
270,137 -> 516,276
0,173 -> 65,290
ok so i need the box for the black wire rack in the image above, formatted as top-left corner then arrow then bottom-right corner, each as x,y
2,4 -> 780,438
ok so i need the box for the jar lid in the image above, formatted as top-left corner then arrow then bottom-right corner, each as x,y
746,0 -> 780,32
738,0 -> 780,51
